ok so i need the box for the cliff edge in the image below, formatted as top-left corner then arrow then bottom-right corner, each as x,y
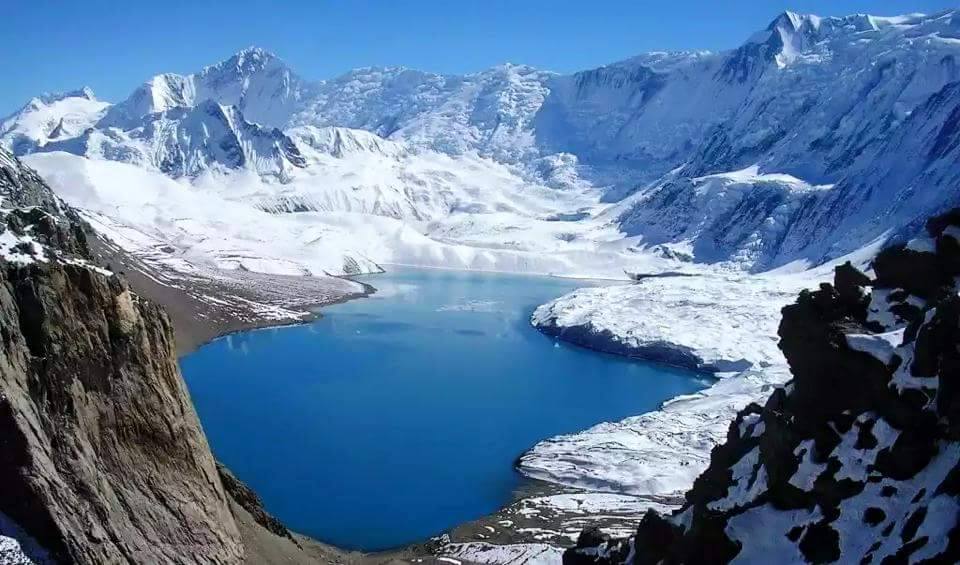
0,148 -> 312,563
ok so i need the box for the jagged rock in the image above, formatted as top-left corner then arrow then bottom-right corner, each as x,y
631,510 -> 680,565
564,527 -> 629,565
566,208 -> 960,564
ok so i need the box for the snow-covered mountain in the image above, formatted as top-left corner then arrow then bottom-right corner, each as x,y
0,87 -> 108,155
45,99 -> 306,178
288,63 -> 555,162
613,11 -> 960,269
100,47 -> 310,129
5,10 -> 960,275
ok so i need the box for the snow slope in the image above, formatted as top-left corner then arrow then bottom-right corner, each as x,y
24,151 -> 675,279
522,275 -> 802,497
6,11 -> 960,274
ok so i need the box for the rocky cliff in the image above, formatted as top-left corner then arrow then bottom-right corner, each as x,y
0,149 -> 300,563
565,209 -> 960,564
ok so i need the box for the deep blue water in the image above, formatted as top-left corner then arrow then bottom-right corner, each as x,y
180,267 -> 706,551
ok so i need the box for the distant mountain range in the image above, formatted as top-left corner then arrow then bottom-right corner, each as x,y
5,10 -> 960,272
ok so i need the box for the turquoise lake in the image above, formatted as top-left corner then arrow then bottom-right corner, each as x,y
180,267 -> 706,551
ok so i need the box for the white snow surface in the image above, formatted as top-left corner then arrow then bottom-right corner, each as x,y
845,329 -> 905,365
440,542 -> 564,565
23,150 -> 679,279
518,365 -> 791,498
725,505 -> 823,565
531,273 -> 800,372
518,267 -> 828,510
517,493 -> 674,516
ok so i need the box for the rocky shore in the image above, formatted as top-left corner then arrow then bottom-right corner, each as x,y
87,232 -> 374,356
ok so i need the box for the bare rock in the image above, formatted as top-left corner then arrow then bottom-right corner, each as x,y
0,147 -> 245,563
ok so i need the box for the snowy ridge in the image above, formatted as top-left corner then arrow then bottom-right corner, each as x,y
616,166 -> 833,269
6,11 -> 960,273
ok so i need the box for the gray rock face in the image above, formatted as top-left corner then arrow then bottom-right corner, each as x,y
0,147 -> 246,563
0,263 -> 244,563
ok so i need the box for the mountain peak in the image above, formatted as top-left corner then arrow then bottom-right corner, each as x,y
763,10 -> 833,39
743,10 -> 877,69
72,86 -> 97,100
204,46 -> 284,78
233,46 -> 279,65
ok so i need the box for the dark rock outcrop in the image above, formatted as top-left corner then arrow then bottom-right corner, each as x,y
566,208 -> 960,564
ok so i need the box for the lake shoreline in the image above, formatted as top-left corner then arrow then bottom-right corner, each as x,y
112,253 -> 703,562
89,233 -> 378,356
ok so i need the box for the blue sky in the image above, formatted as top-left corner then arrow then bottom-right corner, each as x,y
3,0 -> 957,116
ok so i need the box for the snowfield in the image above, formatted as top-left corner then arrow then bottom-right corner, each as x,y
520,274 -> 804,497
24,150 -> 682,281
518,367 -> 791,498
531,274 -> 797,373
440,541 -> 564,565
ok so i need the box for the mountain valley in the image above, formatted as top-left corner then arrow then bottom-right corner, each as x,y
3,7 -> 960,565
